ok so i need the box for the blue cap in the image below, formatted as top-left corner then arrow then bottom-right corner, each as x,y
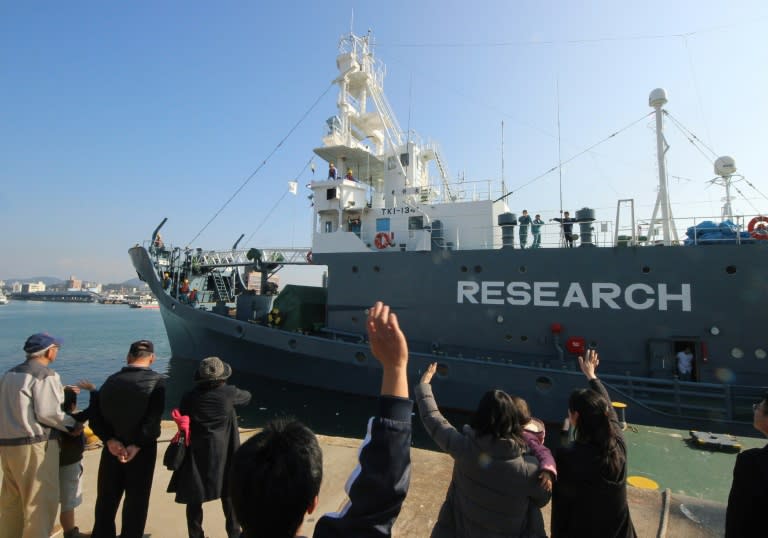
23,333 -> 63,353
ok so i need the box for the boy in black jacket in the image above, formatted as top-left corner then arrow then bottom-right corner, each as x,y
231,301 -> 413,538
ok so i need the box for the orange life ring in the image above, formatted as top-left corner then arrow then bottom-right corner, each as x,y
748,216 -> 768,240
374,232 -> 393,249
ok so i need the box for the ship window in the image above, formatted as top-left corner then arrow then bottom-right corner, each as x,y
376,218 -> 391,232
505,334 -> 514,342
520,335 -> 528,342
408,216 -> 424,230
352,266 -> 359,273
731,347 -> 744,359
373,266 -> 381,273
756,348 -> 767,359
474,265 -> 483,273
519,265 -> 527,273
642,266 -> 651,273
460,266 -> 468,273
535,376 -> 553,394
387,156 -> 398,170
326,188 -> 338,200
324,221 -> 333,233
726,265 -> 737,274
400,152 -> 410,166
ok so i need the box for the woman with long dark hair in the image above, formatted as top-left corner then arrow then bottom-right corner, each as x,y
416,362 -> 550,537
551,350 -> 637,537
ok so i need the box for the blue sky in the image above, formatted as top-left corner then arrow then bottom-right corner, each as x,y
2,1 -> 767,283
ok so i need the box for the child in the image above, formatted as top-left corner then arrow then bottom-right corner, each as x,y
510,395 -> 557,491
59,384 -> 93,538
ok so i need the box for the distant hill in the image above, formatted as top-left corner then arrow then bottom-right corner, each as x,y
118,277 -> 144,288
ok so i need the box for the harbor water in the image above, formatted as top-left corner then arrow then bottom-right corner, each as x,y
1,300 -> 763,505
0,300 -> 471,445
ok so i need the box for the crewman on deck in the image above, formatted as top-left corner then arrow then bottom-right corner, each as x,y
180,279 -> 190,304
551,211 -> 577,248
328,162 -> 337,180
346,168 -> 357,182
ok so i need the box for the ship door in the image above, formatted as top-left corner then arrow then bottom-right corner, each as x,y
646,339 -> 675,378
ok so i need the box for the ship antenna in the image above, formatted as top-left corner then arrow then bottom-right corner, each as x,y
556,78 -> 563,217
501,120 -> 506,197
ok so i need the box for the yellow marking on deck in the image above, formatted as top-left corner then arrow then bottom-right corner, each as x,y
628,475 -> 659,490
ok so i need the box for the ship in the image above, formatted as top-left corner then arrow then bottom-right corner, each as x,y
130,32 -> 768,435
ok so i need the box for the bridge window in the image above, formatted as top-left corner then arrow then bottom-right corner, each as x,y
376,218 -> 391,232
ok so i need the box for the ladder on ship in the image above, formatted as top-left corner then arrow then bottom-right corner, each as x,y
614,199 -> 637,246
211,272 -> 230,302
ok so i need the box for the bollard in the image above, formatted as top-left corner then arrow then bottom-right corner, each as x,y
612,401 -> 628,430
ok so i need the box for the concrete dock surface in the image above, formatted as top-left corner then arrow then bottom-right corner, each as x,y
5,422 -> 727,537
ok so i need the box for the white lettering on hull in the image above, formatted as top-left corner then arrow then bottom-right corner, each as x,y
458,281 -> 692,311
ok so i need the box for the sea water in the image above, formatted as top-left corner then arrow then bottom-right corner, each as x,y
0,300 -> 467,446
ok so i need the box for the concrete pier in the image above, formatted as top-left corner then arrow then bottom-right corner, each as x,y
3,422 -> 727,537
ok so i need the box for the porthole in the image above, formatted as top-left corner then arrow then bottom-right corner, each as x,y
505,334 -> 514,342
726,265 -> 737,274
288,339 -> 297,350
373,266 -> 381,273
460,266 -> 468,273
519,265 -> 527,273
641,266 -> 650,274
521,335 -> 528,342
535,376 -> 553,393
731,347 -> 744,359
235,325 -> 244,338
352,266 -> 359,273
355,352 -> 366,363
756,348 -> 767,360
496,315 -> 504,324
436,364 -> 449,377
474,265 -> 483,273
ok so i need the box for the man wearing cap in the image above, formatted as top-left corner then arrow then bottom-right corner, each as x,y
0,333 -> 83,538
88,340 -> 165,538
167,357 -> 251,538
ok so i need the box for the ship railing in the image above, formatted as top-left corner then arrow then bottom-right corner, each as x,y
601,373 -> 763,422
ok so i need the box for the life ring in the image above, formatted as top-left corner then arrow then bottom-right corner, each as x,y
374,232 -> 393,249
306,250 -> 313,263
748,216 -> 768,240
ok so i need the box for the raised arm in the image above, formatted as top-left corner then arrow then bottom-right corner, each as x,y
314,301 -> 412,538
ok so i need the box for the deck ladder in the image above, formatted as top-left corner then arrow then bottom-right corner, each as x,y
211,272 -> 230,302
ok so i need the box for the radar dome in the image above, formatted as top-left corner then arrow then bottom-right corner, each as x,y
649,88 -> 668,108
714,156 -> 737,176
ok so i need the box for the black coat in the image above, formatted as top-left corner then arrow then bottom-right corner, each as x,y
167,383 -> 251,504
726,443 -> 768,537
551,379 -> 636,538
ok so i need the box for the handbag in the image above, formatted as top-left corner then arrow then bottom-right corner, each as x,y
163,430 -> 187,471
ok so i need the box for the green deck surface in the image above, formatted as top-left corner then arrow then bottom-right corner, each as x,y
623,423 -> 766,504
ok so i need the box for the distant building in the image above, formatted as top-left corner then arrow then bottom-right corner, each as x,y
66,275 -> 82,291
22,282 -> 46,293
12,282 -> 23,293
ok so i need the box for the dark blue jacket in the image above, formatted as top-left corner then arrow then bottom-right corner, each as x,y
313,396 -> 412,538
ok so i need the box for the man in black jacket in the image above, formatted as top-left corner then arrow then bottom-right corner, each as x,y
89,340 -> 166,538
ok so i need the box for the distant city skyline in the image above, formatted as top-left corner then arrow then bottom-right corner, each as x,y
2,2 -> 767,282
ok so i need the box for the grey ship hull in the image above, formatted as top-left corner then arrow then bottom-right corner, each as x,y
130,243 -> 768,435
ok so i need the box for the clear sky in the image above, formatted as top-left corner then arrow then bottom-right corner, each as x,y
2,1 -> 767,283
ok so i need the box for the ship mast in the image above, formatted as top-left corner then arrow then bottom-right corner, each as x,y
710,156 -> 739,221
647,88 -> 678,245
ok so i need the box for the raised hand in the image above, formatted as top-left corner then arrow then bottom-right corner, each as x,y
578,349 -> 599,380
367,301 -> 409,398
420,362 -> 438,385
77,379 -> 96,392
